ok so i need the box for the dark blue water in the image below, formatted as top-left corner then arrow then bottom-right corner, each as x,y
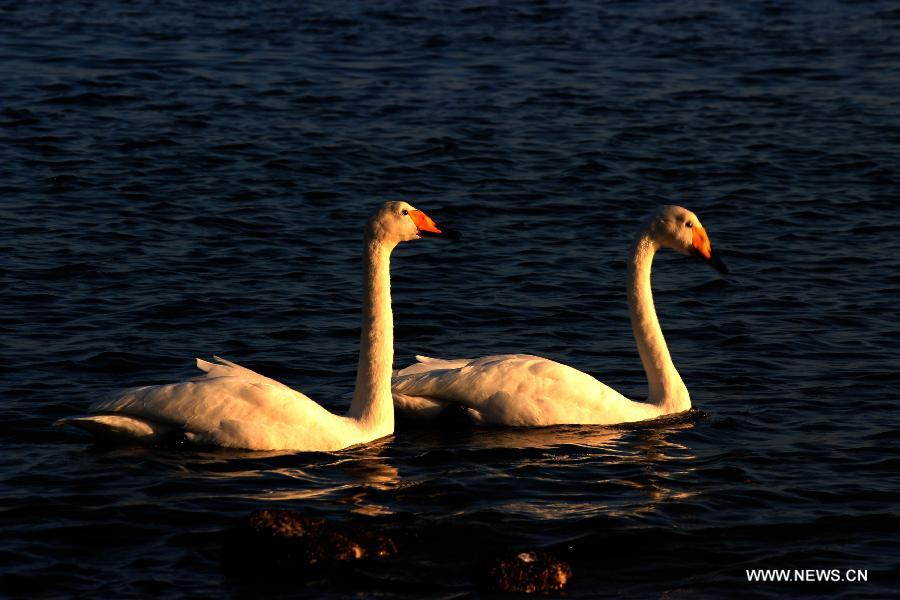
3,0 -> 900,597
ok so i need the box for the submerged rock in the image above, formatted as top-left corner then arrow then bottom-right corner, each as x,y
227,509 -> 397,572
485,550 -> 572,594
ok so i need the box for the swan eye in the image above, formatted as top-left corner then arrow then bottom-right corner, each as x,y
402,209 -> 409,216
685,221 -> 693,228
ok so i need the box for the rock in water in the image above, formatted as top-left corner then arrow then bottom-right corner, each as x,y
227,509 -> 397,572
486,550 -> 572,594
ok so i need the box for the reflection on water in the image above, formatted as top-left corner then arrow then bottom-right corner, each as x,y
625,419 -> 701,514
85,439 -> 402,516
256,443 -> 401,516
172,440 -> 405,517
376,415 -> 705,524
448,424 -> 627,451
464,418 -> 701,520
91,417 -> 702,522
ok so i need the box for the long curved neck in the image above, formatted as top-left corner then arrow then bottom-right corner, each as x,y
627,233 -> 690,414
347,235 -> 395,434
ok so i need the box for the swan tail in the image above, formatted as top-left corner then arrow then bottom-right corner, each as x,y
196,355 -> 245,377
415,354 -> 475,367
195,356 -> 277,385
393,355 -> 474,377
55,414 -> 173,442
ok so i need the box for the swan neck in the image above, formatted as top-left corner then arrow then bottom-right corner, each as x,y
348,236 -> 395,433
627,233 -> 690,413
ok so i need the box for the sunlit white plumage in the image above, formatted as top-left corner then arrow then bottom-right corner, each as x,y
392,205 -> 727,427
57,201 -> 449,451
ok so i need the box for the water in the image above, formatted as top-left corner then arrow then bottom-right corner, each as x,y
2,0 -> 899,597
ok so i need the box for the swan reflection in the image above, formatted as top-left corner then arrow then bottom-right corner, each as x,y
404,416 -> 701,521
92,415 -> 700,521
237,440 -> 400,517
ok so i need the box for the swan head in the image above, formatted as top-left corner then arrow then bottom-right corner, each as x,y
368,200 -> 452,244
648,205 -> 728,274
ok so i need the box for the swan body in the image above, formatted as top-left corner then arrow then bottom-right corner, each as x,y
58,201 -> 450,451
394,354 -> 661,426
392,205 -> 727,427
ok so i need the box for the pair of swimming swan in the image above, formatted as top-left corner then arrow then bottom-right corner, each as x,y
58,202 -> 727,451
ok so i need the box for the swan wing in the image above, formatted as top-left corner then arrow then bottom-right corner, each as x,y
392,354 -> 660,426
87,357 -> 356,450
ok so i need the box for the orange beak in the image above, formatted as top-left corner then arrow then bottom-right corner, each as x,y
409,209 -> 443,236
691,225 -> 712,260
691,225 -> 728,274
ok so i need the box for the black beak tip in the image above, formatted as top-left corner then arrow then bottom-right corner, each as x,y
442,228 -> 462,242
709,251 -> 728,275
422,227 -> 461,241
692,247 -> 728,275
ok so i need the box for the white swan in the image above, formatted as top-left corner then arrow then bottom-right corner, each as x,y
57,201 -> 451,451
392,205 -> 727,426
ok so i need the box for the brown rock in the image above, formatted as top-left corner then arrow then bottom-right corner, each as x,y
229,509 -> 397,571
486,550 -> 573,594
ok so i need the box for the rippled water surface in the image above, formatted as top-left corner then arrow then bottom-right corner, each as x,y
3,1 -> 900,597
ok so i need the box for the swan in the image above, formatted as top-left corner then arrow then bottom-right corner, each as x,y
57,201 -> 452,451
392,205 -> 727,426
